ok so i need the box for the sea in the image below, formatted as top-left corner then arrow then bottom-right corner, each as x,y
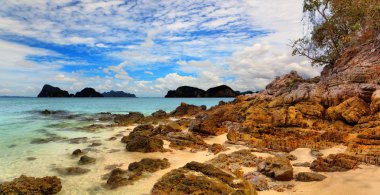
0,97 -> 232,194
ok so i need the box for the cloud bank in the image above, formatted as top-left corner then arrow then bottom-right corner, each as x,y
0,0 -> 320,96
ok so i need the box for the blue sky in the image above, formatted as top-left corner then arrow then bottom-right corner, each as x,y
0,0 -> 321,96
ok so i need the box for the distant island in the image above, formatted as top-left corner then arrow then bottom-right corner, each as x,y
165,85 -> 253,98
37,84 -> 136,98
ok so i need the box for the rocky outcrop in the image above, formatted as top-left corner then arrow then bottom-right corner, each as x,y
207,149 -> 259,172
55,167 -> 90,176
165,85 -> 240,98
310,153 -> 359,172
257,156 -> 293,181
37,84 -> 71,97
106,158 -> 170,189
102,90 -> 136,97
295,172 -> 326,182
151,161 -> 255,194
0,175 -> 62,194
114,112 -> 145,126
165,132 -> 208,150
74,88 -> 103,97
170,102 -> 206,117
128,158 -> 170,173
78,155 -> 96,165
326,97 -> 370,124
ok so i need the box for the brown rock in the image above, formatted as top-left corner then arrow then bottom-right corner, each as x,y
370,89 -> 380,113
208,143 -> 225,154
310,153 -> 359,172
151,161 -> 252,195
295,172 -> 327,182
166,132 -> 208,150
207,149 -> 259,171
78,155 -> 96,165
128,158 -> 170,173
244,172 -> 269,191
170,102 -> 206,117
125,135 -> 164,153
258,156 -> 293,181
293,162 -> 311,167
114,112 -> 144,126
55,167 -> 90,175
326,97 -> 370,124
106,168 -> 141,189
72,149 -> 83,156
154,122 -> 182,135
0,175 -> 62,195
151,109 -> 168,118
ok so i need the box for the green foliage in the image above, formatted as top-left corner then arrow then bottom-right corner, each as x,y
292,0 -> 380,67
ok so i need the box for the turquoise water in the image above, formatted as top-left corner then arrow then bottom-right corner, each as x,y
0,97 -> 234,194
0,97 -> 232,148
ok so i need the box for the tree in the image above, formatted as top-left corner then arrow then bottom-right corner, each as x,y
292,0 -> 380,67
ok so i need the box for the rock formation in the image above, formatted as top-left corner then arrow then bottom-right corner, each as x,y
165,85 -> 240,98
0,175 -> 62,194
205,85 -> 239,97
74,88 -> 103,97
102,90 -> 136,97
165,86 -> 206,97
37,84 -> 72,97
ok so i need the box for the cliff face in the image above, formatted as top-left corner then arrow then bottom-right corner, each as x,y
37,85 -> 71,97
165,85 -> 240,98
182,42 -> 380,163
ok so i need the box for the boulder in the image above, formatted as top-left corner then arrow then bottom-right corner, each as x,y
258,156 -> 293,181
292,162 -> 311,167
165,132 -> 208,150
170,102 -> 206,117
244,172 -> 269,191
114,112 -> 144,126
55,167 -> 90,176
72,149 -> 83,156
208,143 -> 225,155
310,153 -> 359,172
151,162 -> 251,195
207,149 -> 259,171
0,175 -> 62,194
125,135 -> 164,153
154,122 -> 182,135
78,155 -> 96,165
295,172 -> 327,182
106,158 -> 170,189
151,110 -> 168,118
106,168 -> 141,189
128,158 -> 170,173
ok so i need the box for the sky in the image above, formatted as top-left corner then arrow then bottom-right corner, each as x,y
0,0 -> 321,97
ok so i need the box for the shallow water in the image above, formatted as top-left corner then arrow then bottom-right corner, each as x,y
0,97 -> 232,194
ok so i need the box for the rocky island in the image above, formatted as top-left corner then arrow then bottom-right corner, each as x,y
165,85 -> 244,98
37,85 -> 136,98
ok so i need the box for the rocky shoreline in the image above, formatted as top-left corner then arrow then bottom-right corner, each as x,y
1,42 -> 380,194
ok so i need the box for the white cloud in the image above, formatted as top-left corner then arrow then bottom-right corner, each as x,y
144,71 -> 154,75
